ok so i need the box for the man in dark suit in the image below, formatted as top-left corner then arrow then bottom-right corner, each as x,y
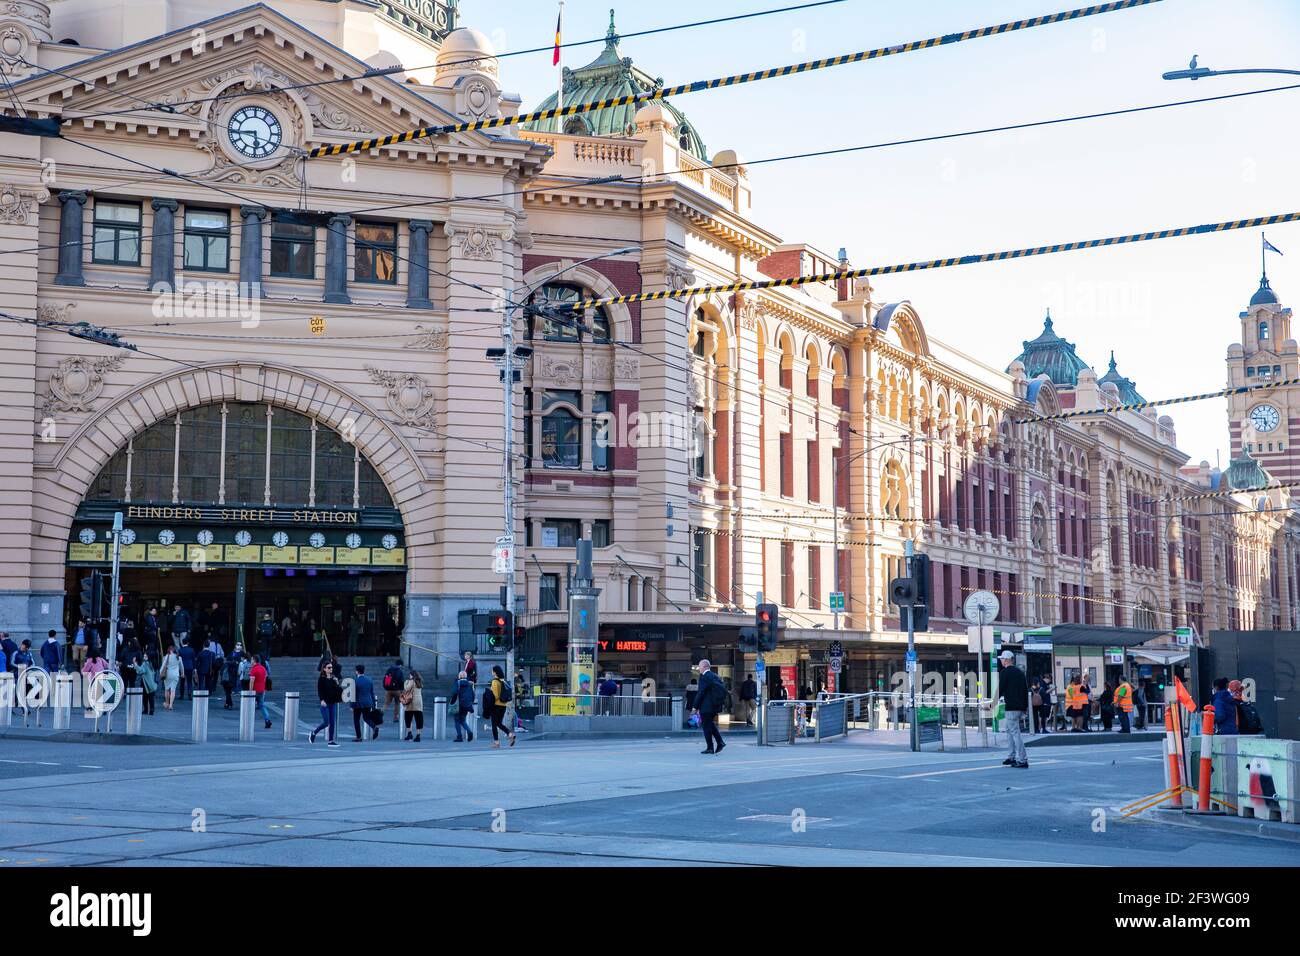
693,659 -> 727,755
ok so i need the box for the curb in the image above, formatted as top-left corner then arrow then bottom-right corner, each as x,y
1146,807 -> 1300,844
1026,731 -> 1163,748
0,728 -> 189,746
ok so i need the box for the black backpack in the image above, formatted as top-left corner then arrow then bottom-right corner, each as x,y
497,680 -> 512,704
1238,701 -> 1263,735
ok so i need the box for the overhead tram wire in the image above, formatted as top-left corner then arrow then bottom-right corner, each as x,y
7,79 -> 1296,263
558,210 -> 1300,312
306,0 -> 1162,159
32,1 -> 848,123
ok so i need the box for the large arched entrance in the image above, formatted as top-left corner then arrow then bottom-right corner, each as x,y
65,400 -> 408,659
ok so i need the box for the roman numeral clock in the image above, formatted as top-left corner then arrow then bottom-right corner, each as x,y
1249,403 -> 1281,435
226,106 -> 283,160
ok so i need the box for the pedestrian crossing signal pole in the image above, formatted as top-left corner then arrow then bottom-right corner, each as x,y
905,539 -> 917,752
106,511 -> 123,667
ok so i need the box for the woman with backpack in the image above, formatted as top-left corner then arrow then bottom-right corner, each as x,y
136,654 -> 158,716
488,664 -> 516,748
402,669 -> 424,742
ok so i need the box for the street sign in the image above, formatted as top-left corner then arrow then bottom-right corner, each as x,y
828,591 -> 845,612
829,656 -> 842,674
755,659 -> 766,674
905,658 -> 916,673
962,589 -> 1000,625
828,640 -> 844,658
492,541 -> 512,574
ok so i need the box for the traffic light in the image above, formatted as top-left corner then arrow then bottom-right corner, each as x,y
79,571 -> 104,622
755,603 -> 778,652
889,577 -> 917,607
911,553 -> 931,633
486,610 -> 513,649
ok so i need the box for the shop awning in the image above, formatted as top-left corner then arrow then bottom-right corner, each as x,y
1129,647 -> 1189,665
1049,623 -> 1175,648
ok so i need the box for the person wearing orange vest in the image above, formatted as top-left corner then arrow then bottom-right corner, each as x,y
1066,677 -> 1086,732
1114,677 -> 1135,734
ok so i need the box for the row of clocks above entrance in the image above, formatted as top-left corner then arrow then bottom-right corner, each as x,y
77,527 -> 399,550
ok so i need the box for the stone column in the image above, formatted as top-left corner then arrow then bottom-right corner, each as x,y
54,190 -> 87,286
239,205 -> 268,296
149,198 -> 179,291
323,213 -> 351,304
407,219 -> 434,308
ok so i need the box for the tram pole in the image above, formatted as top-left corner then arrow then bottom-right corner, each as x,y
107,511 -> 123,667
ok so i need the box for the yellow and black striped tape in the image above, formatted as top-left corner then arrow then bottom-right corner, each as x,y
559,210 -> 1300,311
1166,481 -> 1300,503
1016,375 -> 1300,424
306,0 -> 1160,160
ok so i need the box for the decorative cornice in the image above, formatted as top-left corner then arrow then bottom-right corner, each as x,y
365,365 -> 438,431
0,182 -> 49,225
43,352 -> 127,416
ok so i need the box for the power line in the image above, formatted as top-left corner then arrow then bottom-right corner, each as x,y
307,0 -> 1161,157
1015,372 -> 1300,425
13,79 -> 1295,264
561,210 -> 1300,311
31,1 -> 846,123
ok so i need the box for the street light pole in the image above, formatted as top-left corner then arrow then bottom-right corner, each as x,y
1162,63 -> 1300,81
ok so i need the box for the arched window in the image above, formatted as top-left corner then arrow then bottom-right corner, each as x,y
85,401 -> 393,509
1030,502 -> 1047,550
1134,602 -> 1158,631
678,126 -> 693,151
527,282 -> 610,342
1259,321 -> 1270,341
540,391 -> 582,469
880,460 -> 909,519
563,116 -> 589,136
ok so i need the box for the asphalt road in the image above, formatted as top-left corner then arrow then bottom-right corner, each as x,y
0,733 -> 1295,866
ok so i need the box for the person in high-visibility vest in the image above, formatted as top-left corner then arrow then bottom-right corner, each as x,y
1066,677 -> 1086,732
1114,677 -> 1135,734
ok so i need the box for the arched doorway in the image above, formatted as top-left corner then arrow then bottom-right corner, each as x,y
65,400 -> 408,661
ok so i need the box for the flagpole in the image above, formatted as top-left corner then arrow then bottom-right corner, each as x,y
556,1 -> 565,116
1263,233 -> 1267,280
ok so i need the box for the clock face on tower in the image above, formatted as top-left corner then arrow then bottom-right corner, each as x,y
227,106 -> 283,159
1250,404 -> 1281,433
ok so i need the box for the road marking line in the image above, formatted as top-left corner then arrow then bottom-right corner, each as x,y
895,759 -> 1060,779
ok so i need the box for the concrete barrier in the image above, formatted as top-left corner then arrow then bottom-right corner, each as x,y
192,690 -> 209,742
1189,735 -> 1298,824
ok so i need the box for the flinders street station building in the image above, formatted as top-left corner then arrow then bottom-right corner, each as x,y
2,0 -> 1298,700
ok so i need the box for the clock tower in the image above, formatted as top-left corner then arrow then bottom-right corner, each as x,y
1227,270 -> 1297,482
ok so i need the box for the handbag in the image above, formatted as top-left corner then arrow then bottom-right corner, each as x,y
370,707 -> 384,725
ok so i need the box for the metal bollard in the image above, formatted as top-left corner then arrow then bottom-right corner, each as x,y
0,673 -> 12,727
397,701 -> 405,737
959,700 -> 968,750
432,697 -> 447,740
283,692 -> 299,741
192,690 -> 209,743
672,695 -> 684,733
239,690 -> 256,742
979,699 -> 989,748
53,674 -> 72,730
125,687 -> 143,735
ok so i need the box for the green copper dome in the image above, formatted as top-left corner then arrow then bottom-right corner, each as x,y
524,10 -> 708,161
1008,311 -> 1090,388
1097,351 -> 1145,404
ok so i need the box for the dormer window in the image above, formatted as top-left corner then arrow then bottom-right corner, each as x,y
678,126 -> 692,151
1260,321 -> 1270,341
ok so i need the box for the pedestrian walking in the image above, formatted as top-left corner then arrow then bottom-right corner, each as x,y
383,658 -> 405,723
249,655 -> 272,730
222,643 -> 243,709
350,664 -> 380,741
137,655 -> 157,716
1133,680 -> 1148,729
693,659 -> 728,755
142,607 -> 161,664
1078,674 -> 1093,732
463,650 -> 477,685
178,639 -> 195,701
1066,675 -> 1086,732
256,612 -> 276,664
1035,675 -> 1055,733
597,671 -> 619,715
512,669 -> 527,732
80,648 -> 108,718
0,633 -> 15,673
41,630 -> 61,674
171,604 -> 191,655
451,671 -> 475,742
160,645 -> 181,710
347,614 -> 362,657
487,665 -> 516,748
997,650 -> 1029,768
310,660 -> 342,747
195,641 -> 214,693
1100,681 -> 1115,732
70,619 -> 89,670
739,673 -> 758,726
1114,675 -> 1135,734
402,669 -> 424,742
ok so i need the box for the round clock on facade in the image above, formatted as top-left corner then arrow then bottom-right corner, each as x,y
272,531 -> 289,548
227,106 -> 282,159
78,527 -> 96,545
196,529 -> 214,546
309,532 -> 326,549
381,534 -> 397,550
119,528 -> 136,546
157,529 -> 176,546
345,533 -> 362,550
1249,404 -> 1281,433
234,530 -> 253,547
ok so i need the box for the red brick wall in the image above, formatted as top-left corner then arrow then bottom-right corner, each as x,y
757,249 -> 802,281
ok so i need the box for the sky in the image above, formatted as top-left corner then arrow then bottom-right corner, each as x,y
467,0 -> 1300,467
